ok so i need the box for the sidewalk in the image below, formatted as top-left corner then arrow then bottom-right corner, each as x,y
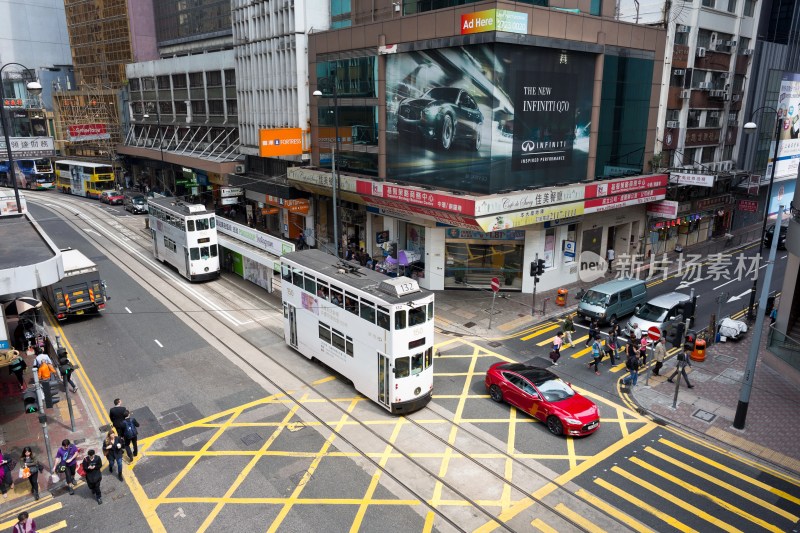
0,346 -> 100,507
629,320 -> 800,476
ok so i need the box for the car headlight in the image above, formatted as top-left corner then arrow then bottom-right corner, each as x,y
565,418 -> 581,425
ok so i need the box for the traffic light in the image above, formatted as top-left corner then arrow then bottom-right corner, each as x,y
41,380 -> 60,408
536,259 -> 546,275
23,389 -> 39,413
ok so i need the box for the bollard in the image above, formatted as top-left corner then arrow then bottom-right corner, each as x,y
541,297 -> 550,316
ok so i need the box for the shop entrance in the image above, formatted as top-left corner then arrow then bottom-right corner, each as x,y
444,240 -> 524,289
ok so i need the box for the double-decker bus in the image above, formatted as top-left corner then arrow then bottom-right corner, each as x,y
54,160 -> 115,198
0,159 -> 54,189
281,249 -> 434,414
148,196 -> 220,281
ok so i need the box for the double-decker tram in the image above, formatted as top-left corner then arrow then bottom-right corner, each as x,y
147,196 -> 220,281
54,160 -> 115,198
281,249 -> 434,414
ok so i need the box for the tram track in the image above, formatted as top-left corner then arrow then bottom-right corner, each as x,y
28,192 -> 636,532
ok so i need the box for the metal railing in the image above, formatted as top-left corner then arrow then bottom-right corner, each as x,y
767,323 -> 800,370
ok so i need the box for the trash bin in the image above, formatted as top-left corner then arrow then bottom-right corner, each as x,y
690,338 -> 706,362
556,288 -> 568,306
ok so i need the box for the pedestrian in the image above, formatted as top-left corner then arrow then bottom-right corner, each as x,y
12,511 -> 36,533
667,348 -> 694,388
588,335 -> 602,375
32,348 -> 53,368
0,448 -> 14,499
605,325 -> 618,365
81,449 -> 103,505
652,337 -> 666,376
55,439 -> 79,495
297,230 -> 307,250
109,398 -> 127,437
621,349 -> 640,388
562,315 -> 575,348
550,331 -> 563,366
632,323 -> 642,342
606,247 -> 615,272
122,410 -> 140,459
8,349 -> 26,390
770,307 -> 778,325
58,355 -> 78,393
586,319 -> 598,347
639,336 -> 648,365
19,447 -> 40,500
103,430 -> 124,481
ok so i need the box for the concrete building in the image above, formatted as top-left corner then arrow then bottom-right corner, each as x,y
299,0 -> 669,293
0,0 -> 72,72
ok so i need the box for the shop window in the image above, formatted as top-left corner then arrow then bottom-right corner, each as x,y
544,228 -> 556,269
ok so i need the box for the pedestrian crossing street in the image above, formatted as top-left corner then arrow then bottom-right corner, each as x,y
0,497 -> 67,532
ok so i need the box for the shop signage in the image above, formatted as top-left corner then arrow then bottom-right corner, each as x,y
669,172 -> 715,187
564,240 -> 576,258
584,188 -> 666,213
584,174 -> 668,198
694,194 -> 732,211
646,199 -> 679,218
461,9 -> 528,35
2,98 -> 23,107
67,123 -> 110,142
220,187 -> 243,198
475,201 -> 584,232
265,195 -> 310,215
357,180 -> 475,215
365,196 -> 482,229
0,136 -> 55,157
217,217 -> 295,256
259,128 -> 303,157
737,199 -> 758,212
543,217 -> 580,228
221,197 -> 239,206
444,228 -> 526,240
288,167 -> 357,192
473,184 -> 584,216
684,128 -> 721,147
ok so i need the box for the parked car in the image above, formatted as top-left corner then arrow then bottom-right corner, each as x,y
764,223 -> 788,250
124,194 -> 148,214
485,362 -> 600,437
396,87 -> 483,151
577,278 -> 648,325
623,292 -> 691,339
100,190 -> 124,205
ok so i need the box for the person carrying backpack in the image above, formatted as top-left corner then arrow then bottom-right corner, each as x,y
8,350 -> 26,390
588,335 -> 603,375
121,410 -> 140,460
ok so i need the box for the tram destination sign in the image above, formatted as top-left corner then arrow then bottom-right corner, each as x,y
0,136 -> 55,157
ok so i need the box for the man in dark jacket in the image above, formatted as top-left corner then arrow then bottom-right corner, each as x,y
82,449 -> 103,504
109,398 -> 127,436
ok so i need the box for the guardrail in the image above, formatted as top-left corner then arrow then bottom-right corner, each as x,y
767,323 -> 800,370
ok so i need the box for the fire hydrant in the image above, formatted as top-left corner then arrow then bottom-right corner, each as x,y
556,288 -> 568,306
691,338 -> 706,362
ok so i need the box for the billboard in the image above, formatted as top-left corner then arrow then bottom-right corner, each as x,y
259,128 -> 303,157
68,123 -> 110,142
774,72 -> 800,181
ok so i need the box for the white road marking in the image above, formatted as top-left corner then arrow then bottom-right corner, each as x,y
125,307 -> 132,314
782,255 -> 788,259
712,279 -> 737,290
727,288 -> 752,303
154,339 -> 163,348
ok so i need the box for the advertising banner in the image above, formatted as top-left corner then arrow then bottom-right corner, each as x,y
386,43 -> 595,194
475,201 -> 585,231
68,123 -> 110,142
646,199 -> 679,218
0,136 -> 55,157
767,180 -> 796,216
356,180 -> 475,215
774,72 -> 800,181
584,174 -> 668,198
265,196 -> 310,215
737,199 -> 759,213
583,188 -> 666,213
217,218 -> 295,256
259,128 -> 304,157
460,9 -> 528,35
362,196 -> 483,229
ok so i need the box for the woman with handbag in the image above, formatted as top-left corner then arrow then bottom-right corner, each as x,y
55,439 -> 79,495
103,430 -> 124,481
0,448 -> 14,499
549,331 -> 564,366
19,447 -> 40,500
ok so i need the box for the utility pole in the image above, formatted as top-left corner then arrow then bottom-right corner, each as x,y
31,368 -> 59,483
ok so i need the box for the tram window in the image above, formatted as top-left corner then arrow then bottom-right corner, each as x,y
318,323 -> 331,343
317,281 -> 329,300
190,248 -> 200,260
425,347 -> 433,369
377,307 -> 390,330
187,219 -> 195,231
360,300 -> 375,323
394,357 -> 410,378
196,218 -> 210,231
345,336 -> 354,357
282,265 -> 292,282
210,217 -> 216,228
200,246 -> 210,260
292,268 -> 304,288
331,329 -> 346,352
428,302 -> 434,321
211,245 -> 218,257
411,352 -> 424,375
395,310 -> 406,330
345,292 -> 359,315
330,287 -> 344,308
409,306 -> 426,326
304,275 -> 316,294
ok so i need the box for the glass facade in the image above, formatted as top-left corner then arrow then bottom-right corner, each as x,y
403,0 -> 546,15
331,0 -> 352,28
154,0 -> 233,44
315,57 -> 377,98
594,55 -> 653,177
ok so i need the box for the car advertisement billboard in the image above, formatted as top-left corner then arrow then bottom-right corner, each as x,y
386,43 -> 595,195
772,72 -> 800,181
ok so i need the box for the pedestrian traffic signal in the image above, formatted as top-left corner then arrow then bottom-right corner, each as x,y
41,380 -> 60,408
536,259 -> 546,276
23,390 -> 39,413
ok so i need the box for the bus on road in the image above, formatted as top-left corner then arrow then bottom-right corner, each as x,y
281,249 -> 434,414
54,160 -> 115,198
148,196 -> 220,281
0,159 -> 54,190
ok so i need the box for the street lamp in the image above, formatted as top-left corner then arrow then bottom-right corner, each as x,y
313,81 -> 341,258
742,107 -> 781,321
0,62 -> 42,213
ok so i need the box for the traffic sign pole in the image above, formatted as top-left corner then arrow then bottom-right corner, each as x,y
645,327 -> 661,386
489,277 -> 500,329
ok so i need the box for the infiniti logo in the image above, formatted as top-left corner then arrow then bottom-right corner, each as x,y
520,140 -> 568,152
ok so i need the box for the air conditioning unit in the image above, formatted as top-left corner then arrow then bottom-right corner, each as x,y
666,120 -> 680,128
716,42 -> 729,51
728,113 -> 737,121
723,161 -> 733,171
710,162 -> 720,172
673,69 -> 686,76
697,47 -> 707,57
720,72 -> 729,79
743,48 -> 754,56
699,82 -> 712,90
709,111 -> 719,118
710,89 -> 725,97
677,25 -> 689,33
680,89 -> 692,99
234,164 -> 245,173
727,40 -> 737,47
732,94 -> 741,102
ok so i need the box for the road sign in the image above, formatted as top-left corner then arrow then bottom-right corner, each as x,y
490,277 -> 500,292
648,326 -> 661,341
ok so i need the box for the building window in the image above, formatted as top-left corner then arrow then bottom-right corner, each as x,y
697,29 -> 713,49
142,77 -> 155,90
172,74 -> 187,89
701,147 -> 715,163
706,111 -> 720,128
701,0 -> 714,7
722,145 -> 734,160
191,100 -> 206,115
675,30 -> 689,45
208,100 -> 224,115
691,70 -> 708,88
129,78 -> 140,91
316,56 -> 377,98
159,101 -> 172,115
318,106 -> 378,146
331,0 -> 351,27
743,0 -> 755,16
206,71 -> 222,87
224,69 -> 235,86
226,99 -> 237,115
590,0 -> 601,16
175,101 -> 187,114
157,75 -> 170,90
683,148 -> 699,166
189,72 -> 204,88
726,0 -> 736,12
738,37 -> 750,53
688,110 -> 701,128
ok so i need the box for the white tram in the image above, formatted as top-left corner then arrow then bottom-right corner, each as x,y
148,197 -> 220,281
281,250 -> 434,414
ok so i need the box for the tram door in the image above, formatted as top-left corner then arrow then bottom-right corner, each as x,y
287,304 -> 297,347
378,353 -> 390,408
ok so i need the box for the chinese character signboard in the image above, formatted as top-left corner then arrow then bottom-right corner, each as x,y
737,199 -> 758,213
669,172 -> 715,187
475,201 -> 585,231
647,200 -> 680,218
0,136 -> 55,157
583,188 -> 666,213
356,180 -> 476,215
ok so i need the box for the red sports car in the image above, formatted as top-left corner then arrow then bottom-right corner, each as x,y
485,362 -> 600,436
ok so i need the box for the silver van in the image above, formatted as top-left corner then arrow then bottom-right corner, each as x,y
577,278 -> 648,325
624,292 -> 690,337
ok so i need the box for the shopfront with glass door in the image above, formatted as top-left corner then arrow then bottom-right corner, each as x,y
443,228 -> 525,289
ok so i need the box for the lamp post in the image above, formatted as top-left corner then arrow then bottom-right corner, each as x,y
743,107 -> 781,321
0,62 -> 42,213
313,79 -> 341,258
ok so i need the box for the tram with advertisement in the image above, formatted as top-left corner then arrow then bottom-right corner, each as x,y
148,196 -> 220,281
280,249 -> 434,414
54,160 -> 115,198
0,159 -> 54,189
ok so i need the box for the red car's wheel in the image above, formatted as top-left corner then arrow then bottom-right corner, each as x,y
489,384 -> 503,403
546,416 -> 563,436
